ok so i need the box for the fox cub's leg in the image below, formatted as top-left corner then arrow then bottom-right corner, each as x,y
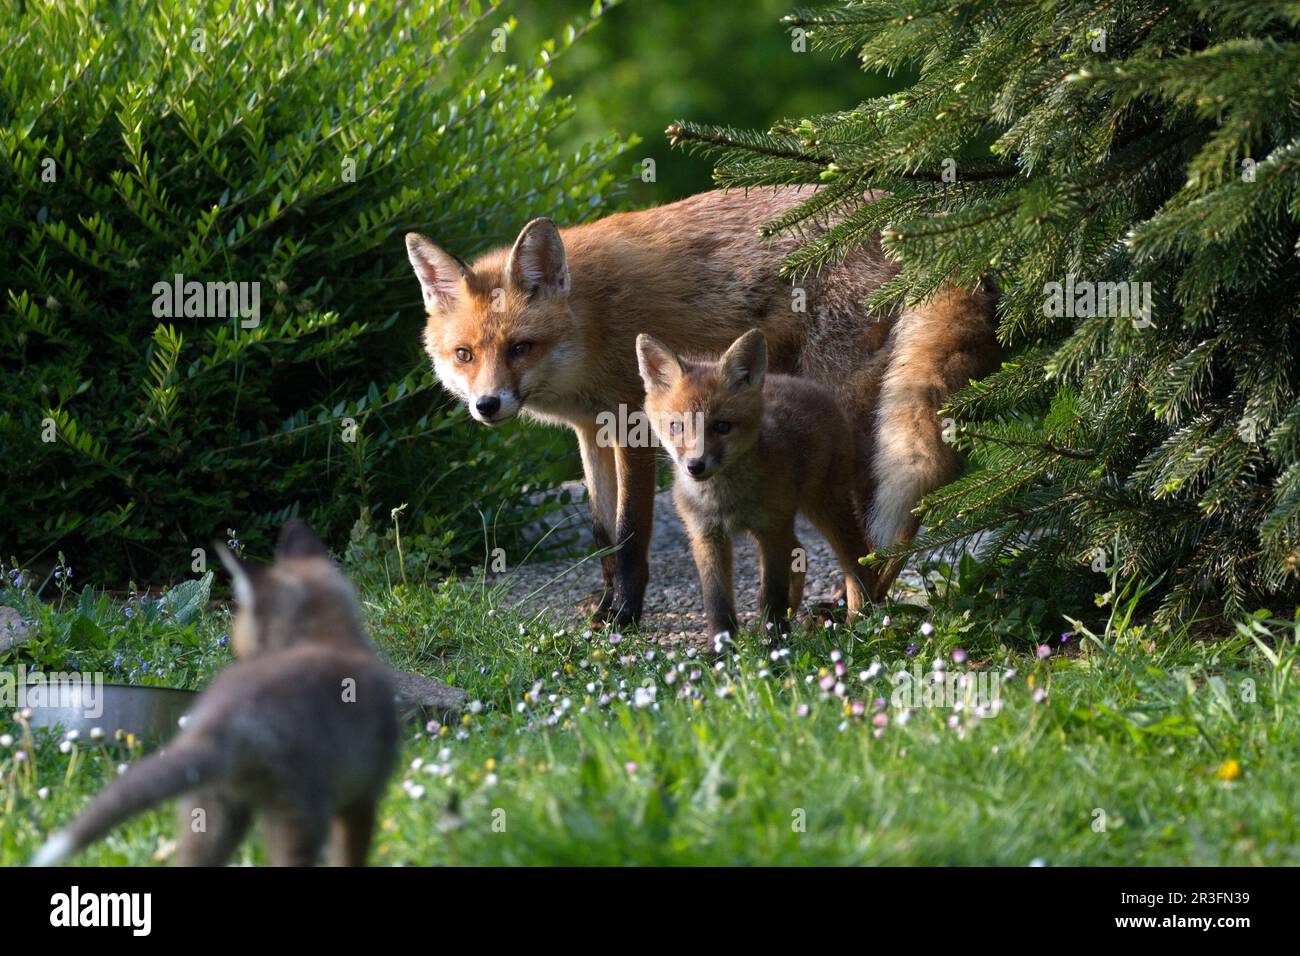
262,806 -> 331,867
175,789 -> 252,866
757,520 -> 798,634
789,535 -> 807,614
817,491 -> 874,617
688,523 -> 738,643
610,442 -> 657,625
329,800 -> 378,867
575,422 -> 619,618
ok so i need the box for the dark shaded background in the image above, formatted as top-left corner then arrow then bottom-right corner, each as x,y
515,0 -> 896,207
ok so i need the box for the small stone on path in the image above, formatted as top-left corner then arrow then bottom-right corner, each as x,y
390,668 -> 468,721
0,606 -> 30,656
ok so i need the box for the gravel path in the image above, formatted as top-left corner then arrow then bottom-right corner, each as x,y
486,482 -> 932,646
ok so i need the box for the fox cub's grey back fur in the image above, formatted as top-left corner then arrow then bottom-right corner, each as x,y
32,522 -> 399,867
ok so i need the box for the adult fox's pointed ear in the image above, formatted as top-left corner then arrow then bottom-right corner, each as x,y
506,218 -> 569,299
214,542 -> 258,609
719,329 -> 767,391
406,233 -> 468,312
636,334 -> 683,392
276,520 -> 328,560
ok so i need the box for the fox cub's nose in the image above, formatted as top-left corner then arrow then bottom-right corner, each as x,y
685,458 -> 707,478
476,395 -> 502,417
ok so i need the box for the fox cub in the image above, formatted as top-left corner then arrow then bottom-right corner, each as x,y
33,522 -> 399,867
638,329 -> 874,641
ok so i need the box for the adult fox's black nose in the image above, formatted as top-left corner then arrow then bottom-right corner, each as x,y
476,396 -> 501,417
686,458 -> 707,477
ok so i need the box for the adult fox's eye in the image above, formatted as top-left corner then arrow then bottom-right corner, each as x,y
713,420 -> 732,435
510,341 -> 533,358
455,347 -> 473,363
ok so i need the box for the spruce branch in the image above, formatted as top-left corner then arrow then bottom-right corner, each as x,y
960,428 -> 1099,461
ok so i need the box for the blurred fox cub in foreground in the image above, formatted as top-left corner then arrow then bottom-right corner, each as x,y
33,522 -> 399,867
638,330 -> 874,642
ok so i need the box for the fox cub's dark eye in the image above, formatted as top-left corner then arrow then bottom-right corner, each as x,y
713,421 -> 732,435
509,341 -> 534,358
455,347 -> 473,364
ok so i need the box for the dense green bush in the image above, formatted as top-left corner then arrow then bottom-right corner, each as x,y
673,0 -> 1300,621
0,0 -> 629,584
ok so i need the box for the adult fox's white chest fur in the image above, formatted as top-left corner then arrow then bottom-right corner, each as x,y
407,187 -> 1000,623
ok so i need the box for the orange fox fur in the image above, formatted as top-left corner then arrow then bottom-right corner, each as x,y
407,187 -> 1000,623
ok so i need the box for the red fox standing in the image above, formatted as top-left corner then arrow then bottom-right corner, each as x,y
407,187 -> 1000,624
638,329 -> 871,641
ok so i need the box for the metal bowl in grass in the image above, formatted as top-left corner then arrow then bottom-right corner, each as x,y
21,669 -> 464,743
24,680 -> 196,745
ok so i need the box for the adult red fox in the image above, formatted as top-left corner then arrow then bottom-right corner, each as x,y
638,329 -> 872,641
407,187 -> 999,624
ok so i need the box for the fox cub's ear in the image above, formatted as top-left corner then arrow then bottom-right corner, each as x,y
406,233 -> 467,313
276,520 -> 329,560
719,329 -> 767,391
506,218 -> 569,299
214,542 -> 260,609
637,334 -> 684,391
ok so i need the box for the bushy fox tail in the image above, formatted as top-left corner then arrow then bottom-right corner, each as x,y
30,740 -> 227,866
868,287 -> 1000,562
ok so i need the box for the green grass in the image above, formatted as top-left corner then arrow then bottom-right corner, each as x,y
2,561 -> 1299,866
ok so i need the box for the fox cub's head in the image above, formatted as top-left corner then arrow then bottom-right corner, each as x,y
637,329 -> 767,482
406,220 -> 583,427
215,521 -> 367,658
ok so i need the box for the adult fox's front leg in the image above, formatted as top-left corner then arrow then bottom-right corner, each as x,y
574,421 -> 619,619
606,441 -> 656,625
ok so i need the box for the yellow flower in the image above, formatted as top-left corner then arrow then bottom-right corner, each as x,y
486,758 -> 497,771
1215,759 -> 1242,781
